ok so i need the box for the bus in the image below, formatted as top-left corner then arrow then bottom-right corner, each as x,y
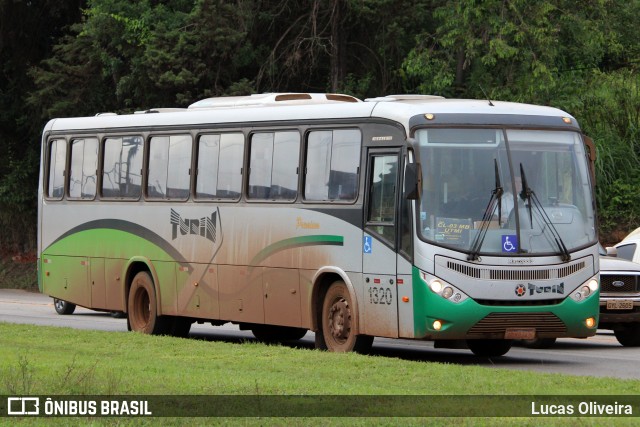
38,93 -> 600,357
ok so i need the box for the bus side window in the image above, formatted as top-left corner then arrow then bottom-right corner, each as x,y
69,138 -> 98,199
196,133 -> 243,200
147,135 -> 191,200
46,139 -> 67,199
102,136 -> 143,199
367,154 -> 398,243
304,129 -> 361,202
247,131 -> 299,201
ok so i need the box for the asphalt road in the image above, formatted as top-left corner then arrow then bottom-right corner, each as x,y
1,289 -> 638,380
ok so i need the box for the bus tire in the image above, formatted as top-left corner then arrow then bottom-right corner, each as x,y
614,324 -> 640,347
467,339 -> 512,357
320,280 -> 373,353
127,271 -> 169,335
519,338 -> 556,349
251,325 -> 307,343
53,298 -> 76,315
169,317 -> 192,338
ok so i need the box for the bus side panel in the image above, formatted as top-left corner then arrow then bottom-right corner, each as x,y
176,262 -> 220,319
154,261 -> 177,316
298,269 -> 314,330
397,257 -> 415,339
105,258 -> 126,311
42,255 -> 91,309
263,267 -> 301,327
218,265 -> 264,324
89,257 -> 107,310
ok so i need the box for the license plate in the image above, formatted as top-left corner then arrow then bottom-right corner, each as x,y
606,300 -> 634,310
505,328 -> 536,339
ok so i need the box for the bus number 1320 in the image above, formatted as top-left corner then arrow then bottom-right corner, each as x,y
368,286 -> 393,305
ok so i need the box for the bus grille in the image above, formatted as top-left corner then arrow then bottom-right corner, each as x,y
475,299 -> 564,307
445,260 -> 586,281
600,274 -> 639,293
467,312 -> 566,336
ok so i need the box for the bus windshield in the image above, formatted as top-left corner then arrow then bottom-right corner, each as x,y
416,128 -> 596,257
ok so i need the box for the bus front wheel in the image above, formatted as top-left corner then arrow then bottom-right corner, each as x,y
467,339 -> 512,357
320,280 -> 373,353
127,271 -> 168,335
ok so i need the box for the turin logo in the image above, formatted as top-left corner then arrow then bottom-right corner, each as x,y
170,209 -> 218,243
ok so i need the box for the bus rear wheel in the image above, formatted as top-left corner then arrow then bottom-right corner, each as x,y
127,271 -> 168,335
53,298 -> 76,315
467,339 -> 512,357
252,325 -> 307,343
320,280 -> 373,353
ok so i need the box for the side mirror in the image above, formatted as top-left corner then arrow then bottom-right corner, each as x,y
404,163 -> 422,200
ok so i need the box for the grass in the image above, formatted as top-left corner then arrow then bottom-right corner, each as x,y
0,322 -> 639,425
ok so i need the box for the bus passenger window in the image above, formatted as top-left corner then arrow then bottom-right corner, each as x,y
304,129 -> 361,201
248,131 -> 299,201
46,139 -> 66,199
147,135 -> 191,200
102,136 -> 143,198
196,133 -> 243,200
69,138 -> 98,199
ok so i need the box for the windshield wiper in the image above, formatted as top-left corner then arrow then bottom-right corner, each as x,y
519,164 -> 571,262
468,159 -> 503,261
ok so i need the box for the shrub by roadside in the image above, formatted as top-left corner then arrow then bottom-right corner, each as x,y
0,252 -> 37,290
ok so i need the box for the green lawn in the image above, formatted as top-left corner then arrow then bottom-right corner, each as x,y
0,322 -> 638,426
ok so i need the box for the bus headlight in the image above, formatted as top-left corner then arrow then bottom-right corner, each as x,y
580,286 -> 591,298
424,273 -> 468,304
430,280 -> 443,293
442,287 -> 454,299
570,276 -> 599,302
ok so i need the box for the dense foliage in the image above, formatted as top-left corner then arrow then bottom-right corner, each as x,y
1,0 -> 638,251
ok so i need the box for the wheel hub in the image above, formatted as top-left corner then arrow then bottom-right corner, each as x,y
328,298 -> 351,341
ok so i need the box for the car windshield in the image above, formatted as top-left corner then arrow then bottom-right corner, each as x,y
415,128 -> 596,257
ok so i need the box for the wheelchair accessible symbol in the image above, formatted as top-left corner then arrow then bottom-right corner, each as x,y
363,236 -> 372,254
502,235 -> 518,253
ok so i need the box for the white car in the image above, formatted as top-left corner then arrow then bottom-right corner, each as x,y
612,227 -> 640,263
521,251 -> 640,348
599,247 -> 640,346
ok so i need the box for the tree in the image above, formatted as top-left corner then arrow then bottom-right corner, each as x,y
0,0 -> 85,251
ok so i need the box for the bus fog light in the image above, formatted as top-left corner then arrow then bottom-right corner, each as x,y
585,317 -> 596,328
433,320 -> 443,330
588,279 -> 598,292
442,287 -> 453,299
430,280 -> 443,293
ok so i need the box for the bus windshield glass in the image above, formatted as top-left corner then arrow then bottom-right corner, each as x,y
416,128 -> 596,256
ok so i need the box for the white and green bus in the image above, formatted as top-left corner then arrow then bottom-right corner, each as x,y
38,93 -> 600,356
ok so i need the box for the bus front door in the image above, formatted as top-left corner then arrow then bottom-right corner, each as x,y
362,150 -> 400,338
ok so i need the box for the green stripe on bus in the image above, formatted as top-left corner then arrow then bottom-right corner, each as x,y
250,235 -> 344,267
